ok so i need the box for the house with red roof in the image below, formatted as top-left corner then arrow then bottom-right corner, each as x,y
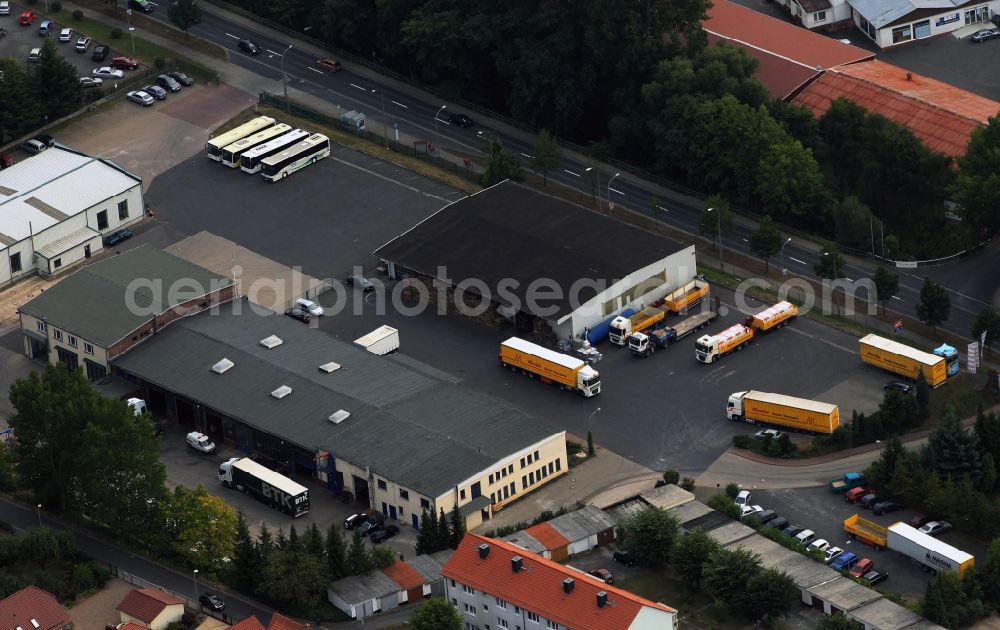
0,587 -> 71,630
503,505 -> 616,561
267,613 -> 309,630
229,618 -> 267,630
115,588 -> 184,630
442,534 -> 677,630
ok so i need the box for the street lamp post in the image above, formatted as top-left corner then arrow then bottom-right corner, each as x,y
707,207 -> 723,272
372,89 -> 387,149
279,44 -> 294,108
193,569 -> 199,601
824,251 -> 839,314
607,172 -> 620,214
36,504 -> 42,527
588,407 -> 602,422
477,130 -> 494,159
434,105 -> 447,151
584,167 -> 595,202
779,237 -> 792,276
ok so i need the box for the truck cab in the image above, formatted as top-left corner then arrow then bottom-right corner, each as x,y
577,365 -> 601,397
726,392 -> 748,422
933,344 -> 959,377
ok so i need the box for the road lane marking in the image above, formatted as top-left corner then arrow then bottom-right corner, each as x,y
656,205 -> 669,212
225,33 -> 240,39
307,67 -> 323,75
609,187 -> 625,195
391,100 -> 408,109
788,257 -> 807,265
349,83 -> 367,91
521,152 -> 533,159
564,169 -> 580,177
891,296 -> 903,301
266,49 -> 281,56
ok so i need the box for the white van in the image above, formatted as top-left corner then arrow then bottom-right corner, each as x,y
28,47 -> 42,63
294,298 -> 324,316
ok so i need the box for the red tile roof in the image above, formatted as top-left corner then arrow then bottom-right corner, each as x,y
705,0 -> 874,70
231,618 -> 267,630
524,522 -> 570,551
117,623 -> 147,630
115,588 -> 184,623
0,587 -> 71,630
267,613 -> 308,630
442,534 -> 675,630
382,561 -> 425,590
793,60 -> 1000,157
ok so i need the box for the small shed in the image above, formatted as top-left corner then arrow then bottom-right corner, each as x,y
327,569 -> 401,620
115,588 -> 184,630
404,549 -> 453,597
503,505 -> 616,560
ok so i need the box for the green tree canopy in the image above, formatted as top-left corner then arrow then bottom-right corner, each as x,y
816,613 -> 864,630
972,306 -> 1000,354
326,523 -> 347,580
924,408 -> 982,483
744,568 -> 797,623
917,277 -> 951,333
165,485 -> 238,571
409,597 -> 463,630
31,39 -> 83,121
873,265 -> 899,315
615,506 -> 679,567
748,215 -> 783,271
228,510 -> 259,593
670,528 -> 720,590
953,115 -> 1000,239
480,137 -> 524,186
814,246 -> 845,279
168,0 -> 203,38
347,531 -> 373,575
703,546 -> 762,608
448,504 -> 466,550
533,129 -> 562,185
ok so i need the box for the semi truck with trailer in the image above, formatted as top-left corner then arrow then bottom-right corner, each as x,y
499,337 -> 601,397
695,301 -> 797,363
726,390 -> 840,434
608,280 -> 712,345
858,334 -> 947,387
830,472 -> 866,493
844,514 -> 888,549
627,309 -> 718,358
886,522 -> 974,576
218,457 -> 310,518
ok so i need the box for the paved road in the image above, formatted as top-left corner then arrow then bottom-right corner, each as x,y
124,1 -> 996,338
0,495 -> 274,625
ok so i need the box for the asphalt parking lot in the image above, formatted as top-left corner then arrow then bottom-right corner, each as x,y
0,5 -> 114,79
745,485 -> 989,600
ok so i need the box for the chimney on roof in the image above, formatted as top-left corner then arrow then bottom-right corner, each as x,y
511,556 -> 523,573
597,591 -> 608,608
477,543 -> 490,559
906,72 -> 913,81
563,578 -> 575,594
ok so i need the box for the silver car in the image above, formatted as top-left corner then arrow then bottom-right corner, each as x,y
127,90 -> 155,106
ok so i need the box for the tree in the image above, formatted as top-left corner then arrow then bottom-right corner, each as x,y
814,246 -> 845,279
868,436 -> 905,487
448,504 -> 465,550
259,544 -> 327,609
981,453 -> 997,493
0,59 -> 39,142
975,407 -> 1000,464
972,306 -> 1000,354
979,536 -> 1000,605
662,469 -> 680,485
917,277 -> 950,333
165,485 -> 238,571
480,137 -> 524,186
287,524 -> 300,552
346,531 -> 373,575
372,546 -> 398,569
168,0 -> 202,39
816,613 -> 863,630
409,597 -> 463,630
670,528 -> 720,591
953,115 -> 1000,239
703,546 -> 762,608
832,196 -> 875,252
437,507 -> 450,551
873,266 -> 899,315
920,570 -> 986,628
30,39 -> 83,120
744,568 -> 797,623
698,195 -> 734,251
925,408 -> 982,483
754,141 -> 830,225
326,523 -> 347,580
615,506 -> 679,567
227,510 -> 259,593
303,522 -> 325,559
533,129 -> 562,185
748,215 -> 783,272
916,373 -> 930,423
416,510 -> 434,555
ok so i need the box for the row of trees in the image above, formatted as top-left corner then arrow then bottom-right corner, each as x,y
616,506 -> 798,624
0,40 -> 84,143
0,527 -> 109,602
416,506 -> 465,555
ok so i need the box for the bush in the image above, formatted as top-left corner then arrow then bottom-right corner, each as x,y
732,434 -> 752,449
110,28 -> 123,39
662,469 -> 680,485
72,9 -> 83,20
707,493 -> 740,519
50,0 -> 61,11
680,476 -> 696,491
154,57 -> 166,70
725,483 -> 740,499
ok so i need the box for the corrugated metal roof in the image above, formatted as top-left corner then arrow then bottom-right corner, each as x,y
328,570 -> 401,604
548,505 -> 617,541
35,227 -> 100,259
0,147 -> 140,250
849,0 -> 962,28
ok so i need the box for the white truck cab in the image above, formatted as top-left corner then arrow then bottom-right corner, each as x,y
577,365 -> 601,397
127,398 -> 147,416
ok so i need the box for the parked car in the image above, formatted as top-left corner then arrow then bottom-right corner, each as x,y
285,306 -> 311,323
143,85 -> 167,100
168,71 -> 194,86
613,549 -> 636,567
19,10 -> 35,25
862,571 -> 888,586
0,2 -> 10,16
859,493 -> 883,509
795,529 -> 816,545
156,74 -> 182,92
808,539 -> 830,553
589,568 -> 614,584
34,135 -> 55,148
92,45 -> 108,61
347,274 -> 375,291
129,0 -> 155,12
316,57 -> 341,72
198,593 -> 225,610
358,514 -> 385,537
27,47 -> 41,63
127,90 -> 155,106
872,500 -> 903,515
919,521 -> 953,536
294,298 -> 324,316
20,138 -> 47,154
38,20 -> 52,35
734,490 -> 751,506
93,67 -> 124,79
370,525 -> 400,543
755,509 -> 777,524
849,558 -> 874,578
185,431 -> 216,454
782,524 -> 804,538
237,38 -> 261,54
740,504 -> 764,520
102,228 -> 132,246
447,112 -> 474,128
824,546 -> 845,563
754,428 -> 782,441
111,55 -> 139,70
909,513 -> 936,528
75,37 -> 92,52
58,27 -> 72,42
343,512 -> 368,530
883,381 -> 913,394
0,155 -> 14,169
79,76 -> 103,88
831,551 -> 859,571
971,27 -> 1000,42
765,516 -> 789,530
845,486 -> 874,503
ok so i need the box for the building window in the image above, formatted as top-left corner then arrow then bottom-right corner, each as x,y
53,258 -> 62,269
489,474 -> 494,485
548,462 -> 554,474
490,492 -> 495,503
460,489 -> 467,500
496,598 -> 507,609
84,343 -> 94,354
529,472 -> 535,484
399,489 -> 409,500
483,604 -> 489,611
377,479 -> 387,491
515,606 -> 521,614
522,476 -> 527,489
97,210 -> 108,230
534,451 -> 540,462
545,621 -> 558,629
813,10 -> 825,21
68,335 -> 77,347
463,584 -> 475,595
36,321 -> 46,333
54,330 -> 63,341
9,252 -> 21,273
520,457 -> 526,468
118,199 -> 129,220
398,506 -> 404,518
555,459 -> 561,472
891,24 -> 912,43
450,579 -> 456,588
464,603 -> 476,614
421,498 -> 431,509
452,598 -> 458,606
509,482 -> 516,495
526,612 -> 539,622
498,620 -> 508,629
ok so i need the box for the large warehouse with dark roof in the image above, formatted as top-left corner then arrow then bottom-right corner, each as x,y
374,181 -> 697,342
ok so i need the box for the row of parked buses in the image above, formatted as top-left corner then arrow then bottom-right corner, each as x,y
205,116 -> 330,182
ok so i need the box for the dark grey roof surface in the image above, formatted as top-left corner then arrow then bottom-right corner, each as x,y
20,245 -> 231,347
329,570 -> 400,604
113,301 -> 561,498
374,181 -> 688,321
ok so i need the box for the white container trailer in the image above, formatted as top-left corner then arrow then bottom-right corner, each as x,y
354,325 -> 400,355
886,522 -> 974,576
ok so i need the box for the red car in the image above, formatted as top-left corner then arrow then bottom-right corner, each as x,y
849,558 -> 873,578
589,568 -> 614,584
19,10 -> 36,25
0,155 -> 14,169
110,56 -> 139,70
845,487 -> 874,503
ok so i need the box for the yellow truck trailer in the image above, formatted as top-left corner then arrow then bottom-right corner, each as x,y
844,514 -> 888,549
499,337 -> 601,397
663,279 -> 710,314
859,334 -> 947,387
727,390 -> 840,434
749,301 -> 798,331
